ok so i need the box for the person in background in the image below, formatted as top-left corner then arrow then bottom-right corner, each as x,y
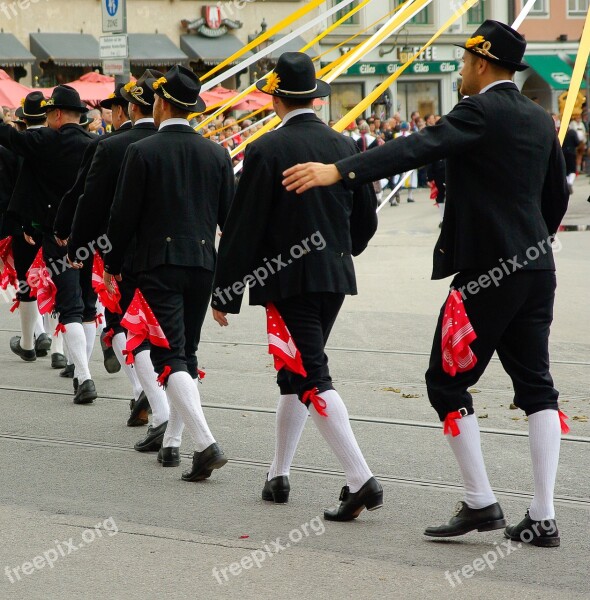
563,120 -> 580,194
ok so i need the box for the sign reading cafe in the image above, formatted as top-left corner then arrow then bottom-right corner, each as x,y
181,5 -> 243,38
341,61 -> 461,76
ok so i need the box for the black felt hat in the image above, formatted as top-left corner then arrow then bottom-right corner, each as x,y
256,52 -> 331,99
15,91 -> 47,119
152,65 -> 206,113
121,69 -> 163,107
456,20 -> 528,72
100,83 -> 128,110
45,84 -> 88,113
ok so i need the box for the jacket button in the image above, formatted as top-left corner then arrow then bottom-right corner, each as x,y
166,237 -> 171,242
340,252 -> 344,257
201,240 -> 205,245
348,172 -> 356,180
48,204 -> 52,208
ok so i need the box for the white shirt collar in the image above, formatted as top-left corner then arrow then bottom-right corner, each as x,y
479,80 -> 515,94
27,125 -> 44,130
281,108 -> 315,126
134,118 -> 154,126
159,117 -> 190,131
118,120 -> 132,129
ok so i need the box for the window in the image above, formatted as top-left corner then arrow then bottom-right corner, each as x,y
467,2 -> 485,24
527,0 -> 549,16
333,0 -> 360,25
568,0 -> 590,16
396,1 -> 432,25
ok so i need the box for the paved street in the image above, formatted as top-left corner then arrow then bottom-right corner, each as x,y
0,179 -> 588,600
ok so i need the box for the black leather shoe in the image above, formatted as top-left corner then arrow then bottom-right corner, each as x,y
158,447 -> 180,467
51,353 -> 67,369
60,363 -> 75,378
134,421 -> 167,452
324,477 -> 383,521
181,443 -> 228,481
73,377 -> 79,392
73,379 -> 97,404
100,330 -> 121,374
35,333 -> 51,357
127,392 -> 150,427
262,474 -> 290,503
10,336 -> 36,362
504,511 -> 560,548
424,501 -> 506,537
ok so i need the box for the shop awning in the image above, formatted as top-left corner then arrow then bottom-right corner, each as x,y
180,34 -> 244,65
128,34 -> 187,67
0,34 -> 34,66
265,35 -> 317,60
524,54 -> 586,90
30,33 -> 100,67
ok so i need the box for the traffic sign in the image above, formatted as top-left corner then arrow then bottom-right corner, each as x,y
102,59 -> 128,76
100,35 -> 128,59
102,0 -> 127,34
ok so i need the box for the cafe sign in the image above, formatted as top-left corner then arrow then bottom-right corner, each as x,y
339,61 -> 460,76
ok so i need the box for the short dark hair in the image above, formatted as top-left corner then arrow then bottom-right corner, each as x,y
280,97 -> 314,111
136,104 -> 153,117
24,116 -> 46,126
168,103 -> 192,120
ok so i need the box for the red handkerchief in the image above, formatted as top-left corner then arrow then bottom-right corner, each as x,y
441,290 -> 477,376
92,251 -> 122,314
26,248 -> 56,315
121,289 -> 170,357
266,302 -> 307,377
0,236 -> 17,290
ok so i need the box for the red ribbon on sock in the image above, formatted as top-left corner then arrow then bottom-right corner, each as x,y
94,313 -> 103,327
302,387 -> 328,417
54,323 -> 67,337
558,410 -> 570,434
157,365 -> 172,388
197,369 -> 206,381
102,328 -> 114,348
9,298 -> 20,313
443,410 -> 465,437
122,349 -> 135,365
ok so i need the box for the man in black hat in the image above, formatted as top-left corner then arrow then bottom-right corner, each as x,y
211,52 -> 381,521
2,92 -> 59,365
54,83 -> 133,378
103,65 -> 233,478
67,70 -> 170,433
283,21 -> 570,545
0,84 -> 99,404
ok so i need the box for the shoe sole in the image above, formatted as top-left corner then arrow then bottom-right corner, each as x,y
181,457 -> 228,482
158,458 -> 181,467
424,518 -> 507,537
73,392 -> 97,405
127,410 -> 150,427
134,435 -> 165,453
324,491 -> 384,522
262,490 -> 290,503
504,531 -> 561,548
104,356 -> 121,374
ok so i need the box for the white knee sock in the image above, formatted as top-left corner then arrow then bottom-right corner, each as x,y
268,394 -> 308,479
438,202 -> 445,220
162,401 -> 184,448
111,333 -> 143,401
45,314 -> 63,355
34,310 -> 44,338
95,302 -> 105,334
63,323 -> 91,383
62,335 -> 72,365
447,414 -> 497,509
566,173 -> 576,186
309,389 -> 373,493
19,301 -> 40,350
528,409 -> 561,520
82,322 -> 96,363
166,371 -> 215,452
134,349 -> 170,427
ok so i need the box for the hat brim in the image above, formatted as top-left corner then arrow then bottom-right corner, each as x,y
120,87 -> 154,107
455,45 -> 529,72
99,97 -> 127,110
154,88 -> 206,114
256,77 -> 331,99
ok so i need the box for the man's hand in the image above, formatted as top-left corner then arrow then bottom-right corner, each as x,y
104,270 -> 121,294
23,233 -> 35,246
282,163 -> 342,194
212,308 -> 228,327
55,236 -> 68,247
67,254 -> 83,270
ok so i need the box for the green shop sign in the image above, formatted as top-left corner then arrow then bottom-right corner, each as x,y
335,61 -> 460,76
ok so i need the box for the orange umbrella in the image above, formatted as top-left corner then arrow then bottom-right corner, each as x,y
0,69 -> 33,108
65,72 -> 118,105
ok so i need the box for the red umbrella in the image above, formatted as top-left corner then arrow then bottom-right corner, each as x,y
233,90 -> 325,112
0,69 -> 33,108
65,72 -> 118,105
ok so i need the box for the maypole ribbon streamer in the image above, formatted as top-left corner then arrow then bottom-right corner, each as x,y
558,9 -> 590,144
202,0 -> 361,91
231,0 -> 432,159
